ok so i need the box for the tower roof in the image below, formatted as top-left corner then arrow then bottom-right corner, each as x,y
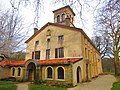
53,5 -> 75,16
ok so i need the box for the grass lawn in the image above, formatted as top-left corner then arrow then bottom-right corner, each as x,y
112,77 -> 120,90
0,81 -> 17,90
29,84 -> 67,90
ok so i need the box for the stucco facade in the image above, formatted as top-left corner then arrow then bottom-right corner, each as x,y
26,25 -> 82,60
0,5 -> 102,86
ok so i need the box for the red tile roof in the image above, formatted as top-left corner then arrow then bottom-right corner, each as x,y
0,60 -> 25,66
0,58 -> 82,66
38,58 -> 82,65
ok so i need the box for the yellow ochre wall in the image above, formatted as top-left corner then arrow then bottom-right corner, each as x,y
25,24 -> 102,86
53,7 -> 75,27
26,25 -> 82,60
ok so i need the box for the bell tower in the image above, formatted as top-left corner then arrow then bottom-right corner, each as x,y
53,5 -> 75,27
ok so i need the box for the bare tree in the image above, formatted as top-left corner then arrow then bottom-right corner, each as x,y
7,0 -> 119,62
92,32 -> 113,59
0,9 -> 26,57
94,0 -> 120,75
53,0 -> 100,27
0,0 -> 43,58
9,0 -> 44,27
9,0 -> 102,27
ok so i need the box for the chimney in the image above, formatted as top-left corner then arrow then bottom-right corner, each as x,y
65,17 -> 70,26
34,28 -> 38,34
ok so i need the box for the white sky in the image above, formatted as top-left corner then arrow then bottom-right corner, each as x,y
0,0 -> 95,39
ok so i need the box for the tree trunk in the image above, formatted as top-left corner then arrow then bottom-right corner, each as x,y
114,50 -> 120,76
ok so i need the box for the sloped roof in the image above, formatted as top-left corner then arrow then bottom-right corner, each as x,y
0,60 -> 25,66
0,58 -> 82,66
25,22 -> 82,43
25,22 -> 100,53
53,5 -> 75,16
38,58 -> 82,65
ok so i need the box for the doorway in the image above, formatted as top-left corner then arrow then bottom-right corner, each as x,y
27,62 -> 36,81
77,66 -> 81,83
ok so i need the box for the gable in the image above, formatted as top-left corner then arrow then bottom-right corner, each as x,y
25,22 -> 82,43
25,22 -> 100,53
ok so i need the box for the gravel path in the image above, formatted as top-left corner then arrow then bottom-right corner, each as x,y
68,75 -> 116,90
16,82 -> 29,90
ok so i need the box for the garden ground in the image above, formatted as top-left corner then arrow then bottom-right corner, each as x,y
0,75 -> 117,90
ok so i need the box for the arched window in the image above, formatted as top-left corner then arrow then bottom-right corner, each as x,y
46,29 -> 51,36
18,68 -> 21,76
12,68 -> 15,76
47,67 -> 52,78
62,14 -> 65,21
57,15 -> 60,22
58,67 -> 64,79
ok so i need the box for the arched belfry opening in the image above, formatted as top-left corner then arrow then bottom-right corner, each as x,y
53,5 -> 75,27
77,66 -> 81,83
27,62 -> 36,81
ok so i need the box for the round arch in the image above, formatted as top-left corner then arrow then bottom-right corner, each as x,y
45,66 -> 54,79
27,62 -> 36,81
56,66 -> 65,80
62,13 -> 65,21
11,67 -> 15,76
17,67 -> 21,76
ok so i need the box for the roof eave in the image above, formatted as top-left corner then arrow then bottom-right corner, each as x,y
25,22 -> 51,43
53,5 -> 75,16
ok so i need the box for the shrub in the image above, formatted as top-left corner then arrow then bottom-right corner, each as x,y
34,80 -> 47,84
57,83 -> 71,88
34,80 -> 40,84
0,77 -> 16,82
39,80 -> 47,84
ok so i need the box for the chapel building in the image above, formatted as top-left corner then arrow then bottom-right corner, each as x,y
0,5 -> 102,86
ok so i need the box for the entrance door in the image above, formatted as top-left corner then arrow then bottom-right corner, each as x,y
77,66 -> 81,83
27,62 -> 36,81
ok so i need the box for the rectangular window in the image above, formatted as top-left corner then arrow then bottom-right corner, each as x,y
55,48 -> 58,58
32,52 -> 34,59
58,35 -> 64,41
55,47 -> 64,58
85,48 -> 87,58
35,51 -> 40,59
59,47 -> 64,58
46,49 -> 50,59
88,50 -> 90,59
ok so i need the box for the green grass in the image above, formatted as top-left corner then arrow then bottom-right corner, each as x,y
29,84 -> 67,90
0,85 -> 16,90
0,81 -> 17,85
112,77 -> 120,90
0,81 -> 17,90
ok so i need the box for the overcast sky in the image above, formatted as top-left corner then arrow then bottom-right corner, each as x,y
0,0 -> 95,38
